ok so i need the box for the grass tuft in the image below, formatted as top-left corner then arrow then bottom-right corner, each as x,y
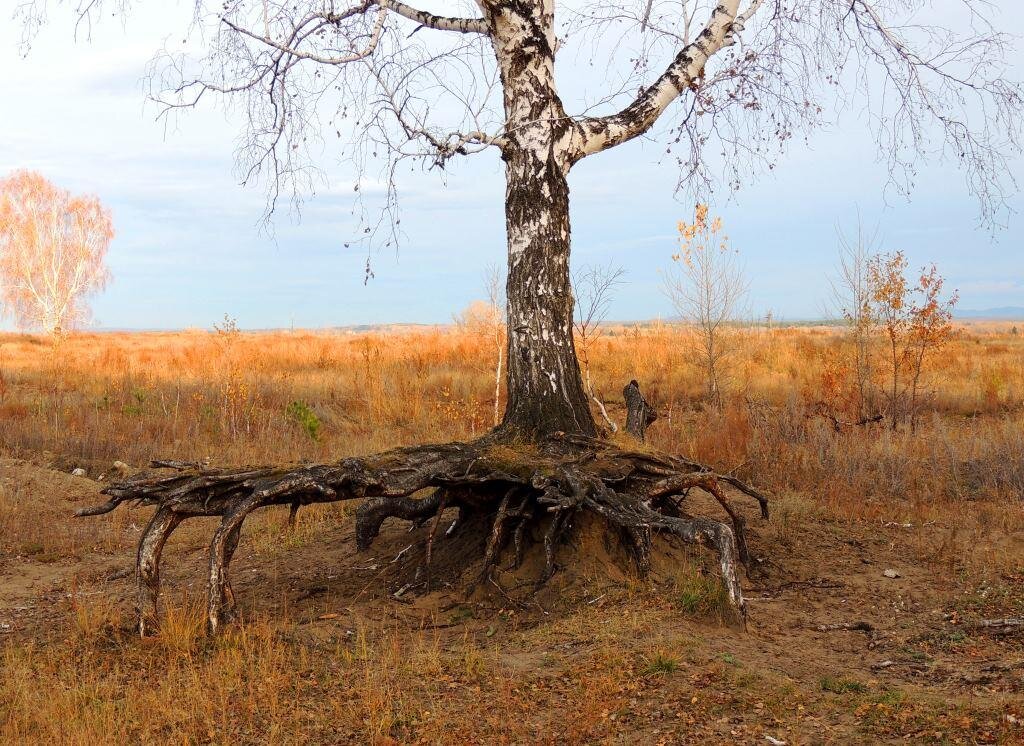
820,676 -> 868,694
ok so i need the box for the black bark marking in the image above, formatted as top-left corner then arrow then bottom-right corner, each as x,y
490,1 -> 597,438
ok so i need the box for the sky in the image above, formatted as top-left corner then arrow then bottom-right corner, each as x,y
0,2 -> 1022,330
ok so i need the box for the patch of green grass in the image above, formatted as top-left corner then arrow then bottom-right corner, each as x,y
641,653 -> 679,676
872,689 -> 905,707
820,676 -> 867,694
448,606 -> 475,624
675,572 -> 729,618
678,589 -> 702,612
907,650 -> 930,662
934,629 -> 967,651
286,400 -> 321,441
730,670 -> 760,690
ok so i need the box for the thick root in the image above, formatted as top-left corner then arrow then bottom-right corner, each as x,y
207,495 -> 264,634
136,506 -> 183,637
475,488 -> 516,589
357,490 -> 444,550
81,431 -> 769,634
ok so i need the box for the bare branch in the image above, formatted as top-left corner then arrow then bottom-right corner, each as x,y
21,0 -> 1024,238
574,0 -> 748,157
374,0 -> 488,35
221,8 -> 389,65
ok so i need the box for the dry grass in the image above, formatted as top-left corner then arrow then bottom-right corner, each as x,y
1,321 -> 1023,743
1,322 -> 1020,512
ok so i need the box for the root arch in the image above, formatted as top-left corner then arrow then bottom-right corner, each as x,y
81,425 -> 769,635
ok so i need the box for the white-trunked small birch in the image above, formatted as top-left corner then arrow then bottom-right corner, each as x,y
24,0 -> 1022,634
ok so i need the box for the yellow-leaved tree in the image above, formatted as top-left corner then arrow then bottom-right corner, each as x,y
663,205 -> 748,409
0,170 -> 113,335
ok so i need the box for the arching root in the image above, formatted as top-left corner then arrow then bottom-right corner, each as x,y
208,496 -> 262,634
136,506 -> 182,637
79,433 -> 769,635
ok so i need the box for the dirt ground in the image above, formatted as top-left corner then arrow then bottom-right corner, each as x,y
2,454 -> 1023,744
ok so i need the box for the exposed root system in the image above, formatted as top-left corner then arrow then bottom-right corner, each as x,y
79,432 -> 769,635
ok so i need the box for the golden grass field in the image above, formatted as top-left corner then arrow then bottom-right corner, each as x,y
1,322 -> 1022,744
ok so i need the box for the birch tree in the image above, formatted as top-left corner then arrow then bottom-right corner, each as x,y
36,0 -> 1023,633
0,170 -> 113,335
829,221 -> 880,422
572,262 -> 624,432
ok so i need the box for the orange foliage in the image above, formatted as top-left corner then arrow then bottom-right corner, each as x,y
867,251 -> 958,428
0,170 -> 113,334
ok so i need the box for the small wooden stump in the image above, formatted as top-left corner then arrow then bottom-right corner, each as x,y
623,380 -> 657,441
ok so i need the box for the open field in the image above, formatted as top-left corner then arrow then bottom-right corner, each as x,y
1,323 -> 1023,744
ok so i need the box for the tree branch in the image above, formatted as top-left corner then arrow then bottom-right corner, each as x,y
223,9 -> 388,65
575,0 -> 755,157
369,0 -> 488,34
221,0 -> 489,64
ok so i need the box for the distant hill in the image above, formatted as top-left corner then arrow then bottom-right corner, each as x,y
955,307 -> 1024,320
